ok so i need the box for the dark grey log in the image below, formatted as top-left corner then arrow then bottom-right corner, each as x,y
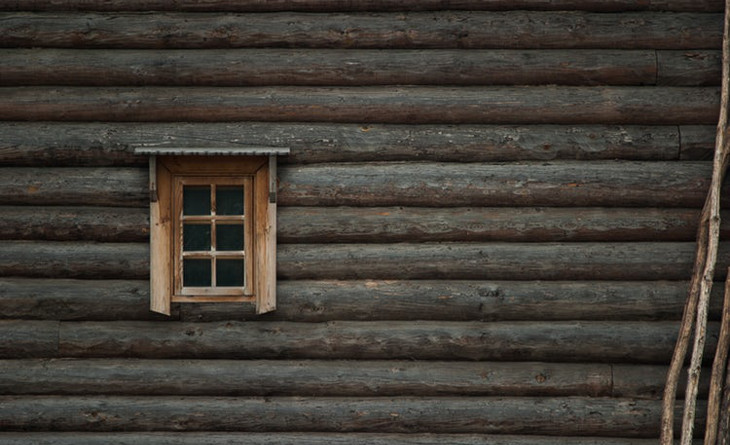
3,241 -> 730,281
0,49 -> 658,86
52,320 -> 719,362
277,242 -> 730,281
0,278 -> 176,321
0,395 -> 703,436
183,280 -> 725,323
278,161 -> 719,208
657,50 -> 722,86
0,167 -> 147,207
680,125 -> 717,160
0,206 -> 149,242
278,207 -> 722,243
0,12 -> 721,49
2,206 -> 722,243
0,242 -> 148,279
0,122 -> 683,166
0,86 -> 718,125
0,433 -> 698,445
0,359 -> 611,397
4,162 -> 723,208
0,0 -> 723,12
0,359 -> 710,400
612,364 -> 711,399
1,278 -> 722,322
0,320 -> 58,358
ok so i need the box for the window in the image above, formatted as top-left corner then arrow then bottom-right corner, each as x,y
135,148 -> 287,316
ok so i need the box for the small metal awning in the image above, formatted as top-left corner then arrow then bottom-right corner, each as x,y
134,145 -> 289,203
133,146 -> 290,156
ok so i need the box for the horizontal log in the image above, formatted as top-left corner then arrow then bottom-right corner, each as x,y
4,241 -> 730,281
0,395 -> 703,436
0,12 -> 721,50
0,242 -> 148,279
680,125 -> 717,160
0,0 -> 723,12
0,278 -> 175,321
48,320 -> 719,362
278,161 -> 720,207
3,206 -> 726,243
0,86 -> 719,125
657,50 -> 722,86
611,364 -> 711,399
0,167 -> 147,207
0,359 -> 611,397
0,49 -> 661,87
1,162 -> 721,208
277,242 -> 730,281
0,359 -> 712,400
1,278 -> 722,322
0,123 -> 685,166
278,207 -> 727,243
0,206 -> 149,242
0,320 -> 58,358
0,433 -> 700,445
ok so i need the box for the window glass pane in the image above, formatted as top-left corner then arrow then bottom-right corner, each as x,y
183,224 -> 211,251
183,259 -> 211,287
217,224 -> 244,251
217,259 -> 244,287
217,186 -> 244,215
183,186 -> 211,215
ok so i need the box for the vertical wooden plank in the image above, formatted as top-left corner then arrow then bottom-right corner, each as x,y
149,161 -> 172,315
255,160 -> 276,314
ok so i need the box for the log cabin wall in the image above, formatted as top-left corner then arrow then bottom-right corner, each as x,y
0,0 -> 726,443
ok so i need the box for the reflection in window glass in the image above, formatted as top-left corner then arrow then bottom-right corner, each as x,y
217,224 -> 244,251
217,186 -> 244,215
183,186 -> 211,215
183,259 -> 211,287
217,259 -> 244,287
183,224 -> 211,251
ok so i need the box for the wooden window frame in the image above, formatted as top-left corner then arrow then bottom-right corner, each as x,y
150,155 -> 276,315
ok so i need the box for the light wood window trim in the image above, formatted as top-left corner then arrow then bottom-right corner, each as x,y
150,156 -> 276,315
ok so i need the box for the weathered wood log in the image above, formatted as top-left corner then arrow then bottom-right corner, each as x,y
49,320 -> 719,362
277,242 -> 730,281
0,279 -> 176,321
0,49 -> 660,87
0,320 -> 58,358
0,86 -> 719,125
0,359 -> 710,400
3,162 -> 724,208
0,395 -> 704,436
3,206 -> 726,243
184,280 -> 725,322
612,365 -> 711,400
0,206 -> 149,242
4,241 -> 730,281
680,125 -> 717,160
0,12 -> 721,50
0,167 -> 147,207
0,433 -> 701,445
0,242 -> 148,279
278,161 -> 722,208
1,278 -> 722,322
0,0 -> 723,12
0,359 -> 612,397
278,207 -> 730,243
0,123 -> 685,166
657,51 -> 722,86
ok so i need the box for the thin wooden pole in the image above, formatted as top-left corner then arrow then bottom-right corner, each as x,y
708,269 -> 730,444
662,1 -> 730,444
